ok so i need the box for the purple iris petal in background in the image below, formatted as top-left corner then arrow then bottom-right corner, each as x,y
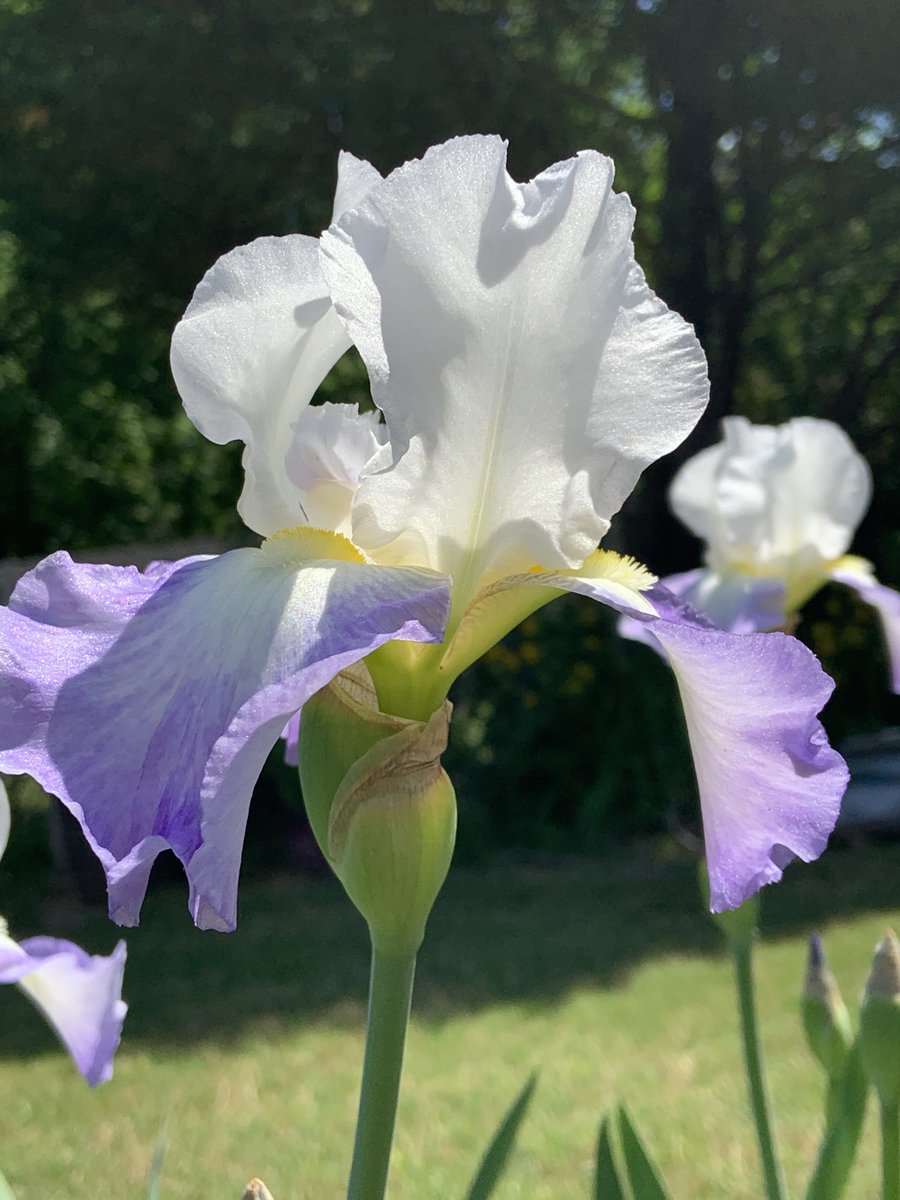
617,568 -> 787,651
547,577 -> 848,910
830,566 -> 900,693
0,934 -> 127,1085
0,548 -> 450,931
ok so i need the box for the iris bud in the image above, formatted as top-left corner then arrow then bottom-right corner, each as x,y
801,934 -> 853,1078
242,1181 -> 274,1200
859,930 -> 900,1107
299,663 -> 456,956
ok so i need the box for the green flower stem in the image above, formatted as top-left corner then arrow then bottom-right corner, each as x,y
732,938 -> 788,1200
882,1101 -> 899,1200
347,941 -> 417,1200
825,1076 -> 842,1128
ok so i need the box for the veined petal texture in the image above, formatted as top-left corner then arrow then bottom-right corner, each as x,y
322,135 -> 708,597
0,932 -> 127,1086
511,571 -> 847,910
0,548 -> 450,930
170,153 -> 383,537
646,597 -> 847,911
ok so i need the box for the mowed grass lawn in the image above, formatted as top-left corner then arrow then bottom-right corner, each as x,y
0,840 -> 897,1200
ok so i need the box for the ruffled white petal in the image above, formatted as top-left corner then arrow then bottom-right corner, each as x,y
322,135 -> 708,601
170,235 -> 349,535
671,417 -> 873,572
333,151 -> 384,218
170,154 -> 383,537
284,403 -> 387,535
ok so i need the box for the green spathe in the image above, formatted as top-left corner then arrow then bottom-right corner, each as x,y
802,935 -> 853,1080
859,931 -> 900,1108
299,663 -> 456,956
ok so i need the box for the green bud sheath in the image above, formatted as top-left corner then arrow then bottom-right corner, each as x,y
299,662 -> 456,956
802,934 -> 853,1079
859,930 -> 900,1108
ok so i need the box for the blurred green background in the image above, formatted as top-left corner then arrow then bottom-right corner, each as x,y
1,0 -> 899,860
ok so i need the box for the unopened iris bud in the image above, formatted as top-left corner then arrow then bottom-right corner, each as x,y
859,930 -> 900,1107
801,934 -> 853,1078
299,663 -> 456,956
242,1180 -> 274,1200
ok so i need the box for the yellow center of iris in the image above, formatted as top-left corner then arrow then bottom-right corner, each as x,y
566,548 -> 657,591
260,526 -> 366,565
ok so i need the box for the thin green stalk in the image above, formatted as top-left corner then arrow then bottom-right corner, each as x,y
825,1076 -> 842,1128
732,939 -> 788,1200
882,1101 -> 899,1200
346,941 -> 417,1200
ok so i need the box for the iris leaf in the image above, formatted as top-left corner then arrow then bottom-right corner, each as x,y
594,1113 -> 628,1200
618,1105 -> 672,1200
463,1073 -> 537,1200
805,1040 -> 869,1200
144,1117 -> 169,1200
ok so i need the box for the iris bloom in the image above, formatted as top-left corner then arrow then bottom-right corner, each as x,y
638,416 -> 899,690
0,137 -> 848,921
0,778 -> 126,1085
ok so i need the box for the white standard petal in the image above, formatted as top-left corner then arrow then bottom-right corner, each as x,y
322,135 -> 708,606
284,402 -> 387,535
170,154 -> 383,537
671,417 -> 873,574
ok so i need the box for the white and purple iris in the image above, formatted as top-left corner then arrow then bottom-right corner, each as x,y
632,416 -> 900,689
0,779 -> 126,1086
0,137 -> 848,925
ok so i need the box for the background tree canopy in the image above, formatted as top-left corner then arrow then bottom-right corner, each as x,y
2,0 -> 898,853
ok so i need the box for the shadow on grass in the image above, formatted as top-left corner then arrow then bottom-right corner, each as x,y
0,839 -> 897,1063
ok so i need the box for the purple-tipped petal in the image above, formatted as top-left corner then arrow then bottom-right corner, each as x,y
617,568 -> 787,647
648,608 -> 846,911
533,574 -> 847,909
831,566 -> 900,694
0,933 -> 127,1085
0,548 -> 450,930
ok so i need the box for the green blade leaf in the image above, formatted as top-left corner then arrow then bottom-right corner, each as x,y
594,1114 -> 628,1200
805,1039 -> 869,1200
0,1166 -> 16,1200
618,1106 -> 672,1200
144,1118 -> 169,1200
463,1073 -> 537,1200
